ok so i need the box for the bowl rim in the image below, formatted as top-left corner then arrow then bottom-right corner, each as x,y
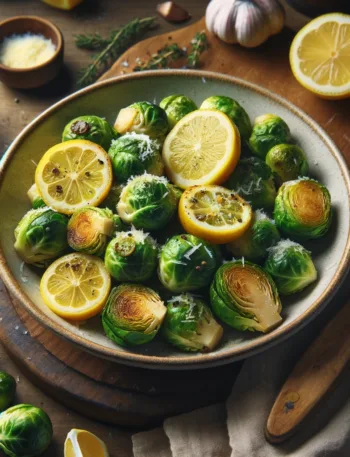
0,69 -> 349,369
0,15 -> 63,73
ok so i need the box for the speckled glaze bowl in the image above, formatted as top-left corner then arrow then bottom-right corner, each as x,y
0,71 -> 349,370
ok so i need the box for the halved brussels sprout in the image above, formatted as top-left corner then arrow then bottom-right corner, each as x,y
249,114 -> 292,159
0,404 -> 53,457
227,210 -> 280,261
27,184 -> 45,209
104,228 -> 158,282
265,239 -> 317,295
159,234 -> 221,292
102,182 -> 124,212
14,208 -> 69,267
226,157 -> 277,209
62,115 -> 116,151
67,207 -> 117,256
114,102 -> 169,143
200,95 -> 252,142
274,178 -> 332,240
162,294 -> 223,352
266,144 -> 309,184
160,95 -> 197,128
102,284 -> 166,346
0,371 -> 16,412
108,132 -> 164,183
117,174 -> 179,230
210,260 -> 282,332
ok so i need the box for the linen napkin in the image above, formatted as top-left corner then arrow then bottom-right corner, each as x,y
132,283 -> 350,457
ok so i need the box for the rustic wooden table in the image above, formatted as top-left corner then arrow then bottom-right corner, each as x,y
0,1 -> 349,456
0,1 -> 205,455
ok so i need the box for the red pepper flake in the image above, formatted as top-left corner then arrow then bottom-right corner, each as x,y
56,185 -> 63,194
71,264 -> 80,272
195,266 -> 201,271
52,167 -> 60,175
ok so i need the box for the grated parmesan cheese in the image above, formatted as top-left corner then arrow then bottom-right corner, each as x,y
0,33 -> 56,69
184,243 -> 202,260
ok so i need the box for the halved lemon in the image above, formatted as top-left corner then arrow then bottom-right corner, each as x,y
179,185 -> 252,244
35,140 -> 113,215
64,429 -> 109,457
41,0 -> 84,10
162,110 -> 240,189
40,253 -> 111,320
290,13 -> 350,99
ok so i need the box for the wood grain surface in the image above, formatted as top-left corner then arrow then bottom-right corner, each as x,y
266,299 -> 350,443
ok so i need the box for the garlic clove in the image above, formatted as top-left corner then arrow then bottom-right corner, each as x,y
157,1 -> 191,23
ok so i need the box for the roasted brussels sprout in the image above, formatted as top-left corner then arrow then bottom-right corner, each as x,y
227,210 -> 280,261
159,234 -> 221,292
67,207 -> 117,256
265,239 -> 317,295
102,284 -> 166,346
226,157 -> 277,209
108,132 -> 164,183
274,178 -> 332,240
160,95 -> 197,128
0,404 -> 52,457
249,114 -> 292,159
162,294 -> 223,352
105,229 -> 158,282
14,208 -> 69,267
200,95 -> 252,142
27,184 -> 45,209
114,102 -> 169,143
210,260 -> 282,332
266,144 -> 309,184
0,371 -> 16,412
62,115 -> 116,151
117,174 -> 179,230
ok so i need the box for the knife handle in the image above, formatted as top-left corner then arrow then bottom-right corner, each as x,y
266,301 -> 350,444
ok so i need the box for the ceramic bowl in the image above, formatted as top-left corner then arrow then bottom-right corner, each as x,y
0,16 -> 64,89
0,71 -> 349,369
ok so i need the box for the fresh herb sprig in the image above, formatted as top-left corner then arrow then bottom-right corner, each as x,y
134,44 -> 186,71
187,31 -> 209,68
74,33 -> 109,50
77,17 -> 157,88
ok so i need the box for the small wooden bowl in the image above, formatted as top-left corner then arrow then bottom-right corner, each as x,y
0,16 -> 64,89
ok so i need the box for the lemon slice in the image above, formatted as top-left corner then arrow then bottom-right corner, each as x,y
162,110 -> 240,189
35,140 -> 112,215
40,253 -> 111,320
64,429 -> 109,457
178,185 -> 252,244
41,0 -> 84,10
290,13 -> 350,99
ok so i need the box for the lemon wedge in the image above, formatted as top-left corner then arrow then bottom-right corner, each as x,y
35,140 -> 112,215
64,429 -> 109,457
290,13 -> 350,99
41,0 -> 84,10
178,185 -> 252,244
162,109 -> 240,189
40,253 -> 111,321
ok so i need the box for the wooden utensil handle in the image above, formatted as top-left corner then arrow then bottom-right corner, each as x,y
266,301 -> 350,443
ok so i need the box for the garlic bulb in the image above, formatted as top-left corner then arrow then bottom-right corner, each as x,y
206,0 -> 285,48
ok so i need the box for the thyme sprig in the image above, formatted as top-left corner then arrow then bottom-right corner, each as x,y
134,44 -> 186,71
187,31 -> 209,68
76,17 -> 157,88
